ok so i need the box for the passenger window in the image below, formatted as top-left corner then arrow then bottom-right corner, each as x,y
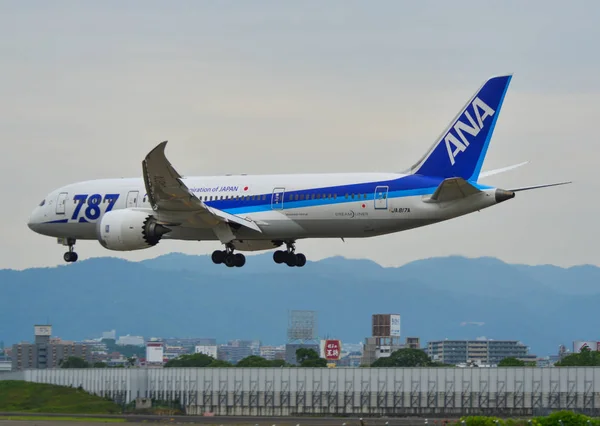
334,194 -> 337,199
262,195 -> 266,200
345,194 -> 348,199
316,194 -> 321,199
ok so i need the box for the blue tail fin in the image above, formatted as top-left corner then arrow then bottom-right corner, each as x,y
409,75 -> 513,181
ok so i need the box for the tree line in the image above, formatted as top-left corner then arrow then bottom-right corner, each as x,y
58,347 -> 600,369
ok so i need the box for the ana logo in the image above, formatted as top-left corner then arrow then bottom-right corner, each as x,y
445,97 -> 495,165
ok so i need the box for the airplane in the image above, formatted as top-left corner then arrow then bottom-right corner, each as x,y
27,74 -> 570,268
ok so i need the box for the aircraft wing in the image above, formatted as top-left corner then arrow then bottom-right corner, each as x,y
142,141 -> 263,238
428,177 -> 482,202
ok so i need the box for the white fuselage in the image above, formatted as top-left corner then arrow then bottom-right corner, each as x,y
28,172 -> 499,251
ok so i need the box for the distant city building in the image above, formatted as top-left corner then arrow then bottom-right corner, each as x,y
259,345 -> 286,361
102,330 -> 116,340
427,339 -> 534,365
0,355 -> 11,372
341,343 -> 363,355
337,351 -> 363,367
164,338 -> 216,349
227,340 -> 261,355
12,325 -> 93,371
117,335 -> 144,346
145,341 -> 164,366
361,314 -> 404,366
195,345 -> 218,358
218,344 -> 252,364
287,310 -> 318,343
573,341 -> 600,353
405,337 -> 421,349
163,345 -> 189,360
285,343 -> 319,366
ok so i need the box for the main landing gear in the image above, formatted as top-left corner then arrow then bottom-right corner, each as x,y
211,245 -> 246,268
62,238 -> 78,263
273,242 -> 306,267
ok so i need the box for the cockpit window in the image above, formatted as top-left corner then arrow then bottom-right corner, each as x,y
39,199 -> 45,207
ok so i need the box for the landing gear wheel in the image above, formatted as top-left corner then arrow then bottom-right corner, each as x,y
286,253 -> 297,267
295,253 -> 306,267
211,250 -> 225,264
224,254 -> 236,268
234,253 -> 246,267
273,242 -> 307,267
63,251 -> 78,263
273,250 -> 286,264
62,238 -> 78,263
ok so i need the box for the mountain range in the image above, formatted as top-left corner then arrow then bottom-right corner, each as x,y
2,252 -> 599,356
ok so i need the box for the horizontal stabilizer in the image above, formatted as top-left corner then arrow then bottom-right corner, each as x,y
428,177 -> 482,203
509,181 -> 572,192
479,161 -> 529,179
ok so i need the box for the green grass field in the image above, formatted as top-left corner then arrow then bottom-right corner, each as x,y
0,380 -> 122,414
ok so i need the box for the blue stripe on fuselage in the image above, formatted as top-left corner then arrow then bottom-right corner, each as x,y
43,219 -> 69,224
203,174 -> 446,215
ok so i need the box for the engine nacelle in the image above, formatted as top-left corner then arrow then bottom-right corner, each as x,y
97,209 -> 170,251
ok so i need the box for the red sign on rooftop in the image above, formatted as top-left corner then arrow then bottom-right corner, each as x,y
324,340 -> 341,360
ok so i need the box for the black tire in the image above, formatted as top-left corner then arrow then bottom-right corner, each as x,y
224,254 -> 236,267
211,250 -> 225,264
234,253 -> 246,267
71,252 -> 78,262
63,252 -> 72,263
273,250 -> 286,264
295,253 -> 306,267
286,254 -> 297,267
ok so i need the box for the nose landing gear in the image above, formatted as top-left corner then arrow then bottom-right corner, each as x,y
61,238 -> 78,263
273,242 -> 306,267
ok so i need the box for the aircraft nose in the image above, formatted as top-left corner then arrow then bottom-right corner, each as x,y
27,209 -> 41,232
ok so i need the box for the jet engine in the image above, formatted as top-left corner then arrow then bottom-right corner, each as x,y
97,209 -> 171,251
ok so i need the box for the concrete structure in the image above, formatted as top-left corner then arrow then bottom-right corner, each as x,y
361,314 -> 404,366
285,343 -> 320,365
259,345 -> 285,361
0,356 -> 11,372
2,367 -> 600,416
217,345 -> 252,364
117,335 -> 144,346
102,330 -> 116,340
428,339 -> 533,366
11,325 -> 93,371
287,310 -> 318,343
574,341 -> 600,353
405,337 -> 421,349
195,345 -> 218,358
145,341 -> 164,365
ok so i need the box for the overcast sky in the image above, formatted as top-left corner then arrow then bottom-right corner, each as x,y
1,0 -> 598,270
